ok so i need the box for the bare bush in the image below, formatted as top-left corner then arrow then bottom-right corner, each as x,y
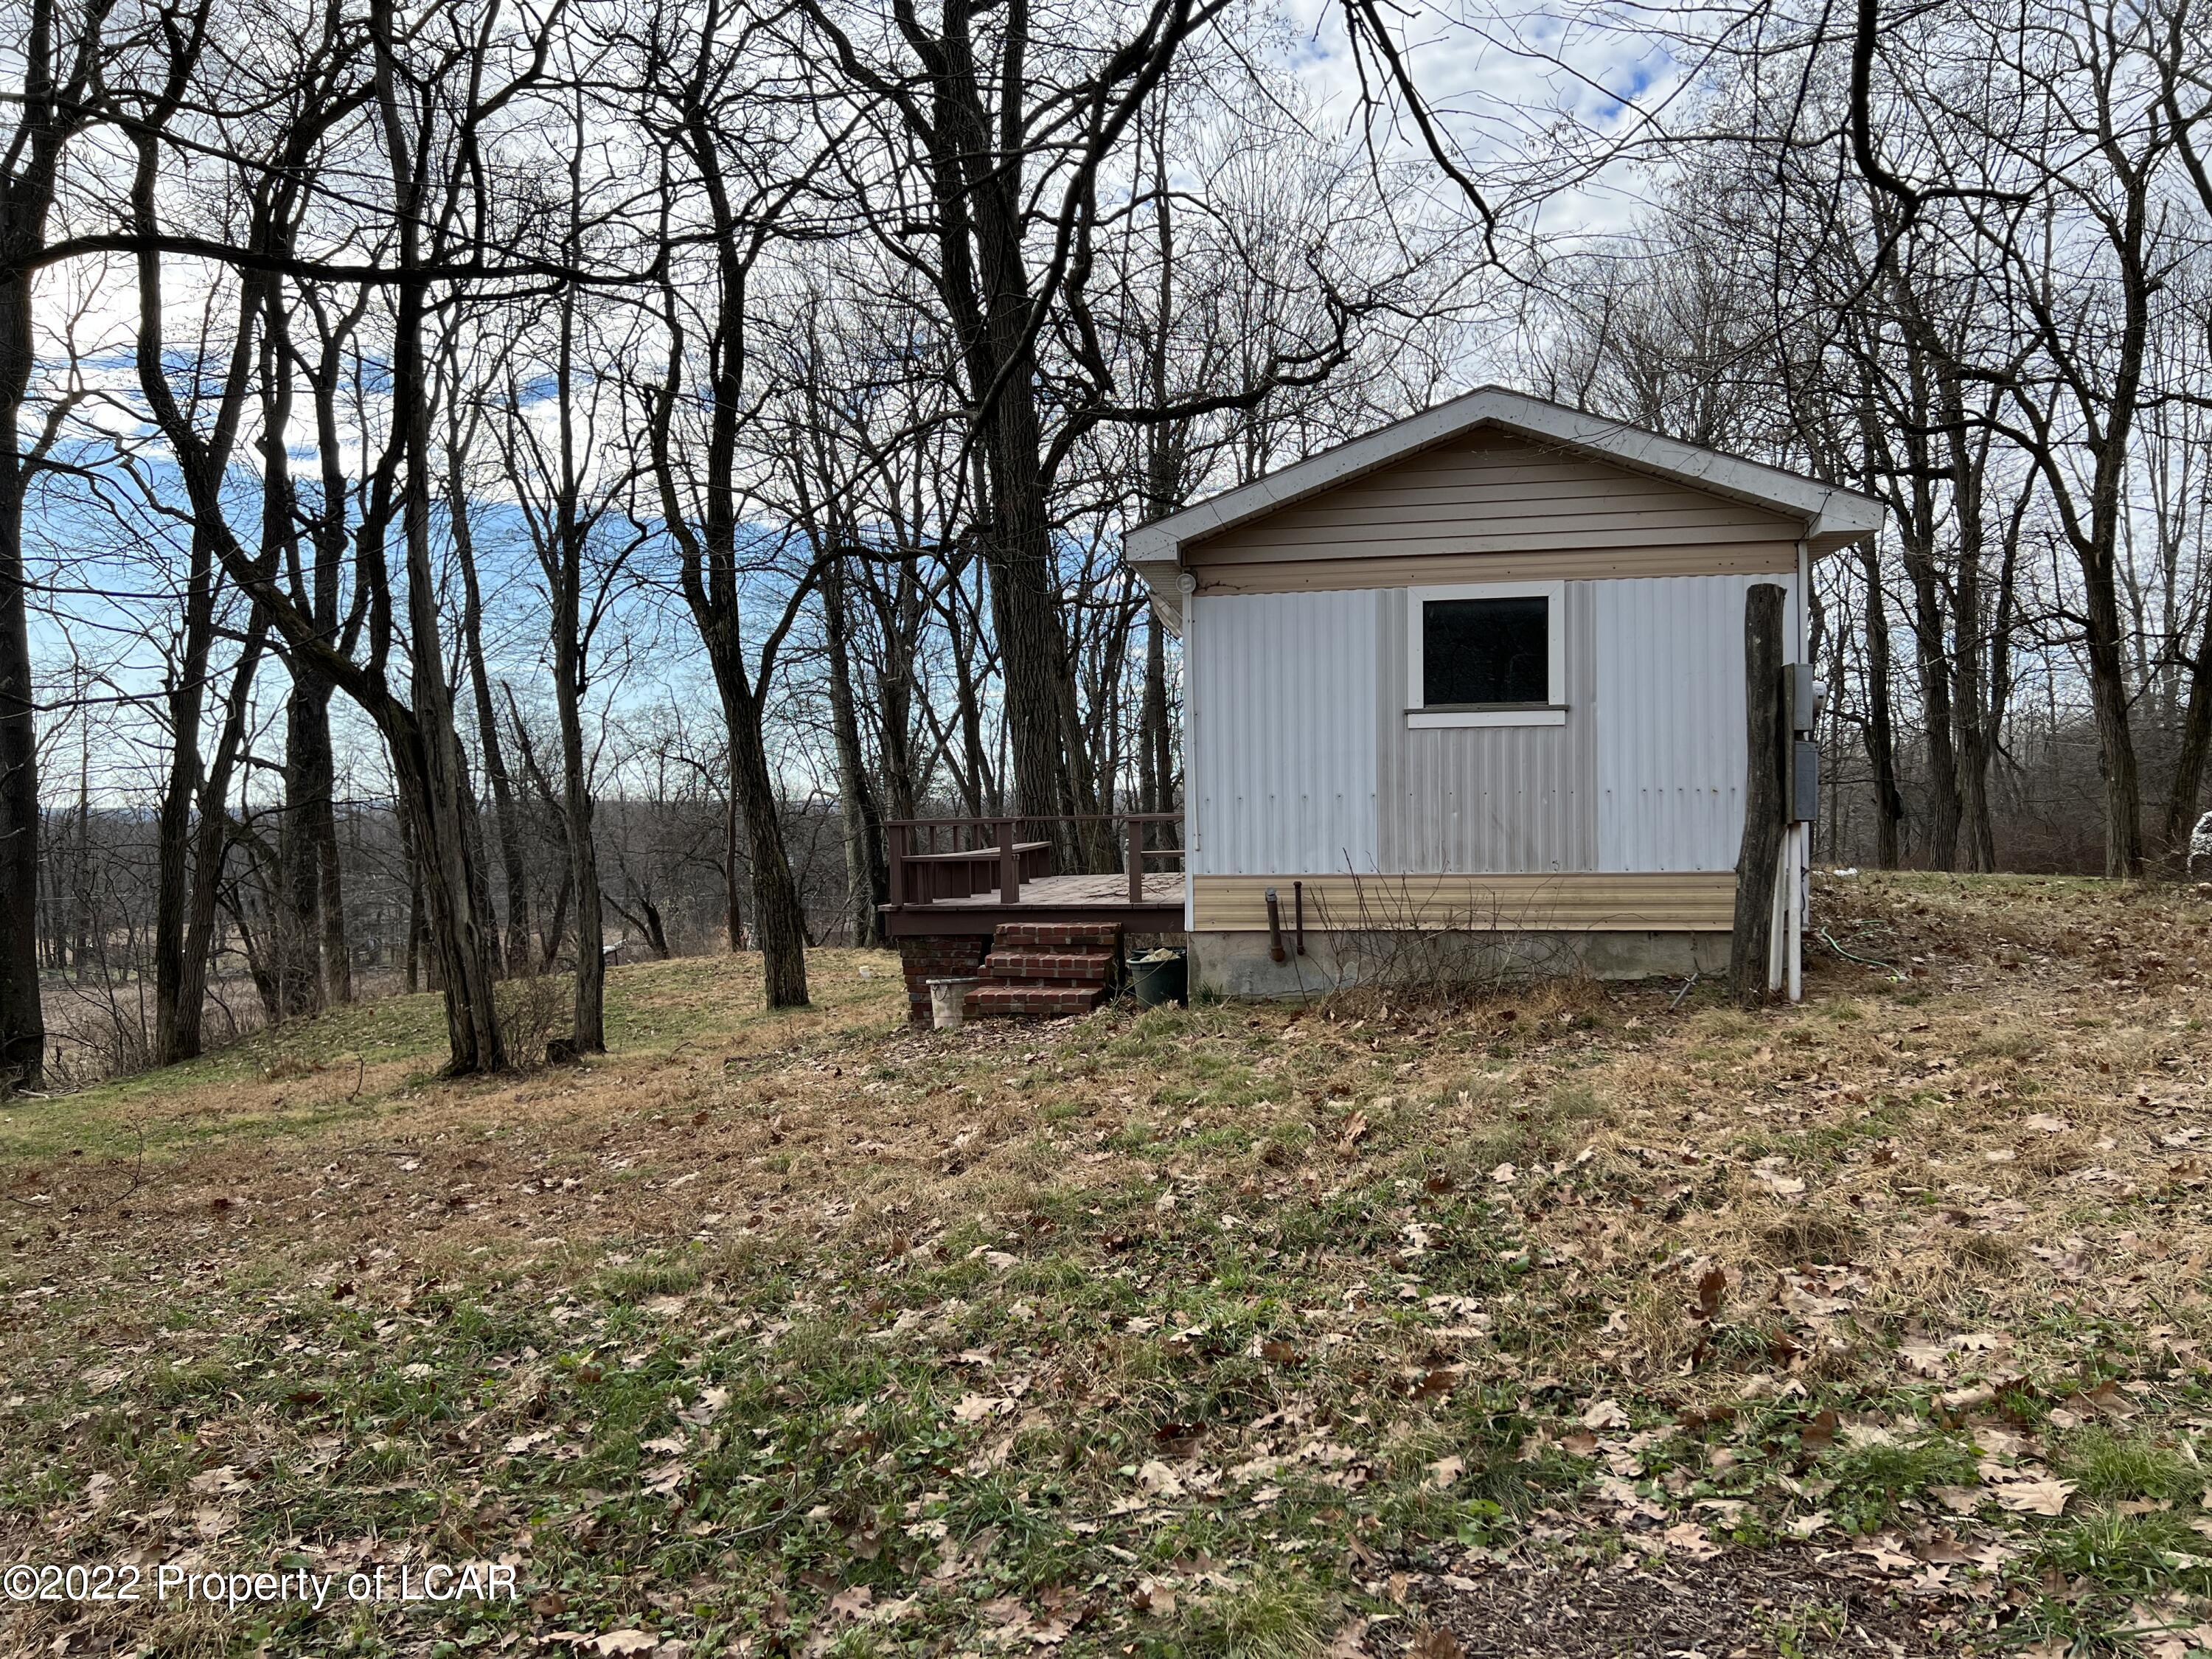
1307,875 -> 1589,1019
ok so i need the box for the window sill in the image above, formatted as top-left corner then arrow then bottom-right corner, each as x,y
1406,706 -> 1568,729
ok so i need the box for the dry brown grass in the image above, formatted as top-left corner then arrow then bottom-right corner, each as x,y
4,874 -> 2211,1658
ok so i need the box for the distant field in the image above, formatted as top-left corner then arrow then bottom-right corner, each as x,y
4,875 -> 2210,1658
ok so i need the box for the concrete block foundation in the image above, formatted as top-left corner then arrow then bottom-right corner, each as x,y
1189,928 -> 1731,999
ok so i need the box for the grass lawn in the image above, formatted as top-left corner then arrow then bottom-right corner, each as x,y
4,873 -> 2211,1658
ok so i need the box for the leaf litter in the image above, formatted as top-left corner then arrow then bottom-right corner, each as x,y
1,873 -> 2209,1655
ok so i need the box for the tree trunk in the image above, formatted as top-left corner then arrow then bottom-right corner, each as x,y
316,783 -> 349,1004
400,804 -> 425,994
0,0 -> 108,1094
553,567 -> 603,1051
153,522 -> 229,1063
175,613 -> 268,1052
0,373 -> 38,1088
277,670 -> 334,1016
2160,607 -> 2212,866
1141,612 -> 1171,814
1857,545 -> 1904,868
1729,585 -> 1788,1006
723,786 -> 744,953
723,681 -> 810,1006
1901,542 -> 1961,870
821,552 -> 888,946
2083,571 -> 2146,877
451,462 -> 531,974
370,0 -> 506,1071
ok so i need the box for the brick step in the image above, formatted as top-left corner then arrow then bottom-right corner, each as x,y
964,982 -> 1109,1018
985,949 -> 1115,984
992,921 -> 1122,950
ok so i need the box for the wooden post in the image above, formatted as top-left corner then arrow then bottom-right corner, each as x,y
1729,584 -> 1790,1006
888,824 -> 905,909
998,818 -> 1019,904
1126,817 -> 1143,904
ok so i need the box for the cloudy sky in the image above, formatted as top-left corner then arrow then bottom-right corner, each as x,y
1276,0 -> 1697,246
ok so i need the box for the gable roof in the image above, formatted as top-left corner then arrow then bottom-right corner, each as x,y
1126,386 -> 1883,624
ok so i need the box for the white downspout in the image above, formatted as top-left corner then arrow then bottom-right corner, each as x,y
1180,572 -> 1198,934
1788,539 -> 1810,1003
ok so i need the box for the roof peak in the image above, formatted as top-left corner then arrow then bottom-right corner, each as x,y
1126,385 -> 1883,577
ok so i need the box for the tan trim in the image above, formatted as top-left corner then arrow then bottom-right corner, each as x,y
1190,545 -> 1798,594
1192,872 -> 1737,932
1194,519 -> 1796,562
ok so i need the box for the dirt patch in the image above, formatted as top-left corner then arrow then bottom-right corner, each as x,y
1420,1548 -> 1969,1657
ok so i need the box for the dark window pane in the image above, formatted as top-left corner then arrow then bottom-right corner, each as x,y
1422,596 -> 1548,706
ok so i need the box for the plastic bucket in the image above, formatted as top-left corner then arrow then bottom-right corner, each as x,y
1131,949 -> 1188,1007
928,977 -> 980,1029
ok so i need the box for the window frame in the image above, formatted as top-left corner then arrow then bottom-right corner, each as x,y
1405,580 -> 1568,728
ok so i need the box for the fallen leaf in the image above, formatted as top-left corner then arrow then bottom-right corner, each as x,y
1137,1459 -> 1184,1498
1852,1534 -> 1916,1573
1992,1478 -> 2074,1516
1798,1408 -> 1840,1455
1899,1339 -> 1951,1376
1660,1520 -> 1719,1559
1426,1455 -> 1464,1489
1690,1267 -> 1726,1323
1580,1399 -> 1630,1430
591,1633 -> 658,1657
1915,1534 -> 1975,1565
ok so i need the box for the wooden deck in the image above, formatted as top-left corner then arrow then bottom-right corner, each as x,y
883,872 -> 1186,937
883,814 -> 1187,939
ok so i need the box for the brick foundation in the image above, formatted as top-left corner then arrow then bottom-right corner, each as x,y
897,936 -> 987,1023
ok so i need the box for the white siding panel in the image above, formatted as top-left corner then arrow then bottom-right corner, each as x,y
1190,591 -> 1380,876
1377,582 -> 1597,873
1593,574 -> 1797,872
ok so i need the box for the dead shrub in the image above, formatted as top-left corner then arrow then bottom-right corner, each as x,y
1310,874 -> 1593,1020
497,970 -> 571,1071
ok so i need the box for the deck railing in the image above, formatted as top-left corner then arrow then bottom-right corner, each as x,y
886,811 -> 1183,907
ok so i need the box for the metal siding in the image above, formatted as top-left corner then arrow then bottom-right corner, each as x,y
1593,573 -> 1797,872
1376,584 -> 1597,873
1189,591 -> 1380,876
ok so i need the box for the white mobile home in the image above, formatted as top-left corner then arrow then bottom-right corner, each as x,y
1125,387 -> 1884,996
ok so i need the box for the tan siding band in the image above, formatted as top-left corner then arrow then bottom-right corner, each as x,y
1192,872 -> 1738,932
1193,546 -> 1799,594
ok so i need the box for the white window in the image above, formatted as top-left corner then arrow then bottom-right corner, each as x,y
1405,581 -> 1567,728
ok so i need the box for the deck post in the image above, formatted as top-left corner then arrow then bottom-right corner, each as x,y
1729,584 -> 1789,1006
889,824 -> 905,908
998,818 -> 1019,904
1127,817 -> 1144,903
